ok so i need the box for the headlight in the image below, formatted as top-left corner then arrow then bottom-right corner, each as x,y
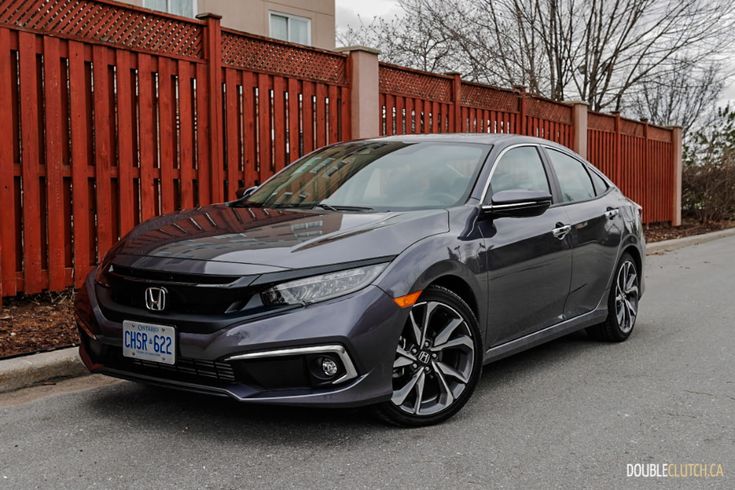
261,263 -> 387,306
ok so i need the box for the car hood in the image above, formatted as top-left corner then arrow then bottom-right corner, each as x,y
109,204 -> 449,273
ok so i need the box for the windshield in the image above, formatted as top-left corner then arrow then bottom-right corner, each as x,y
239,141 -> 490,211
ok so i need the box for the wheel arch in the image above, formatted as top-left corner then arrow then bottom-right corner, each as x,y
622,244 -> 642,276
427,275 -> 479,321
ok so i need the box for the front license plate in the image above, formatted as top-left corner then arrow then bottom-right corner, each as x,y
122,320 -> 176,365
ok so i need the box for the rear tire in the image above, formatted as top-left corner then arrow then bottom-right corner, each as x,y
374,285 -> 483,427
586,253 -> 640,342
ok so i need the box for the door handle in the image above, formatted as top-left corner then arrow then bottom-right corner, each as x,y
604,208 -> 619,219
552,224 -> 572,240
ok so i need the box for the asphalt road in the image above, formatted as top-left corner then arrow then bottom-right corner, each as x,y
1,237 -> 734,489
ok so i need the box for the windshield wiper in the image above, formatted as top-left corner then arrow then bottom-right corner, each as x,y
313,203 -> 338,211
314,203 -> 375,212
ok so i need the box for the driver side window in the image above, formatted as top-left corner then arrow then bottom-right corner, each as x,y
490,146 -> 550,197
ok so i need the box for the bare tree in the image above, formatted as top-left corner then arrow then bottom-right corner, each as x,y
627,59 -> 726,133
340,0 -> 735,112
337,0 -> 454,73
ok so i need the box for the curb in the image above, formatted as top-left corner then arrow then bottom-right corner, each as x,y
0,347 -> 87,394
1,227 -> 734,395
646,227 -> 735,255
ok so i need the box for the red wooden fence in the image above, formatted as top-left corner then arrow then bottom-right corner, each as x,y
0,0 -> 678,301
0,0 -> 349,301
588,113 -> 675,224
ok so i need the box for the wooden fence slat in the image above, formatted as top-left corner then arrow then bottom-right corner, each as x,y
288,78 -> 300,161
273,76 -> 286,170
92,45 -> 113,259
302,81 -> 314,154
43,36 -> 66,290
138,54 -> 156,220
116,49 -> 135,234
327,84 -> 338,145
68,41 -> 90,286
340,85 -> 350,141
257,73 -> 272,184
404,98 -> 413,133
18,31 -> 43,293
414,98 -> 423,133
385,94 -> 394,136
0,28 -> 16,297
195,62 -> 210,205
241,71 -> 257,187
178,60 -> 194,209
158,57 -> 175,213
316,83 -> 327,148
224,68 -> 240,199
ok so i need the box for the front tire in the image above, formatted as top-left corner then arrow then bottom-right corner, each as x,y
587,253 -> 640,342
375,285 -> 483,427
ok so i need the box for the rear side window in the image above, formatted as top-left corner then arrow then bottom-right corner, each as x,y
490,146 -> 550,195
547,149 -> 596,202
588,168 -> 609,195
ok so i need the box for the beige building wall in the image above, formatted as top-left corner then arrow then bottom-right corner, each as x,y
122,0 -> 336,50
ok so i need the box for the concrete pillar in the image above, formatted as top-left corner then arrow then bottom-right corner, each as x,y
338,46 -> 380,139
568,100 -> 588,158
671,126 -> 683,226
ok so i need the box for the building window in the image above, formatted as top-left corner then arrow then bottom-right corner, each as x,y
269,12 -> 311,45
144,0 -> 196,18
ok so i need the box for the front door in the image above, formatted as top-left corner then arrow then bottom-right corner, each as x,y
481,146 -> 573,346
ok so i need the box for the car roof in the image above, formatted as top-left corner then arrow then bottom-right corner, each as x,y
365,133 -> 570,151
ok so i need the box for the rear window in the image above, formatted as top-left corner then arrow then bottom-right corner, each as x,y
547,149 -> 596,203
589,169 -> 609,195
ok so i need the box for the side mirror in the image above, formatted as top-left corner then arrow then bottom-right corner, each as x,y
235,185 -> 258,199
482,190 -> 552,217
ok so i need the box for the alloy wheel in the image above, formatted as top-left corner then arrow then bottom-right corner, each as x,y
615,260 -> 639,333
391,300 -> 475,416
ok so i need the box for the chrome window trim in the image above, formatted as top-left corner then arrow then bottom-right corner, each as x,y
478,143 -> 547,204
225,344 -> 358,385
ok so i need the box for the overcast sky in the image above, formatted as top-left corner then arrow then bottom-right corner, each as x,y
335,0 -> 734,105
335,0 -> 398,30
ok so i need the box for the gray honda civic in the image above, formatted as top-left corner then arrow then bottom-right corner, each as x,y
75,134 -> 645,426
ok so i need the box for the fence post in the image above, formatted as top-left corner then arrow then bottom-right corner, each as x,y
569,101 -> 588,158
339,46 -> 380,138
671,126 -> 683,226
613,111 -> 622,184
515,86 -> 527,136
445,72 -> 462,132
196,12 -> 224,203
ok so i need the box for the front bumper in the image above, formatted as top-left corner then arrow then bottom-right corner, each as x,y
76,274 -> 405,407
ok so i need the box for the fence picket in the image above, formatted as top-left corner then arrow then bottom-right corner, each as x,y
0,28 -> 16,296
18,31 -> 43,293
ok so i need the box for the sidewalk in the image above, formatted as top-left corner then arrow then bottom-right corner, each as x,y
3,226 -> 735,395
0,347 -> 86,393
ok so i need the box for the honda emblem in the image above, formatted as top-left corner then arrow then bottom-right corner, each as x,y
144,286 -> 168,311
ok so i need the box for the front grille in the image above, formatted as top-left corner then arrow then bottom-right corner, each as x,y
128,358 -> 236,384
105,266 -> 255,315
97,345 -> 236,385
111,265 -> 239,285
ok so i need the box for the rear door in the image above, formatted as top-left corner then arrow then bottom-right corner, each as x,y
543,147 -> 623,318
481,145 -> 573,346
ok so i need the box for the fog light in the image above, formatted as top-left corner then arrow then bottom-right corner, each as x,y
320,357 -> 339,377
